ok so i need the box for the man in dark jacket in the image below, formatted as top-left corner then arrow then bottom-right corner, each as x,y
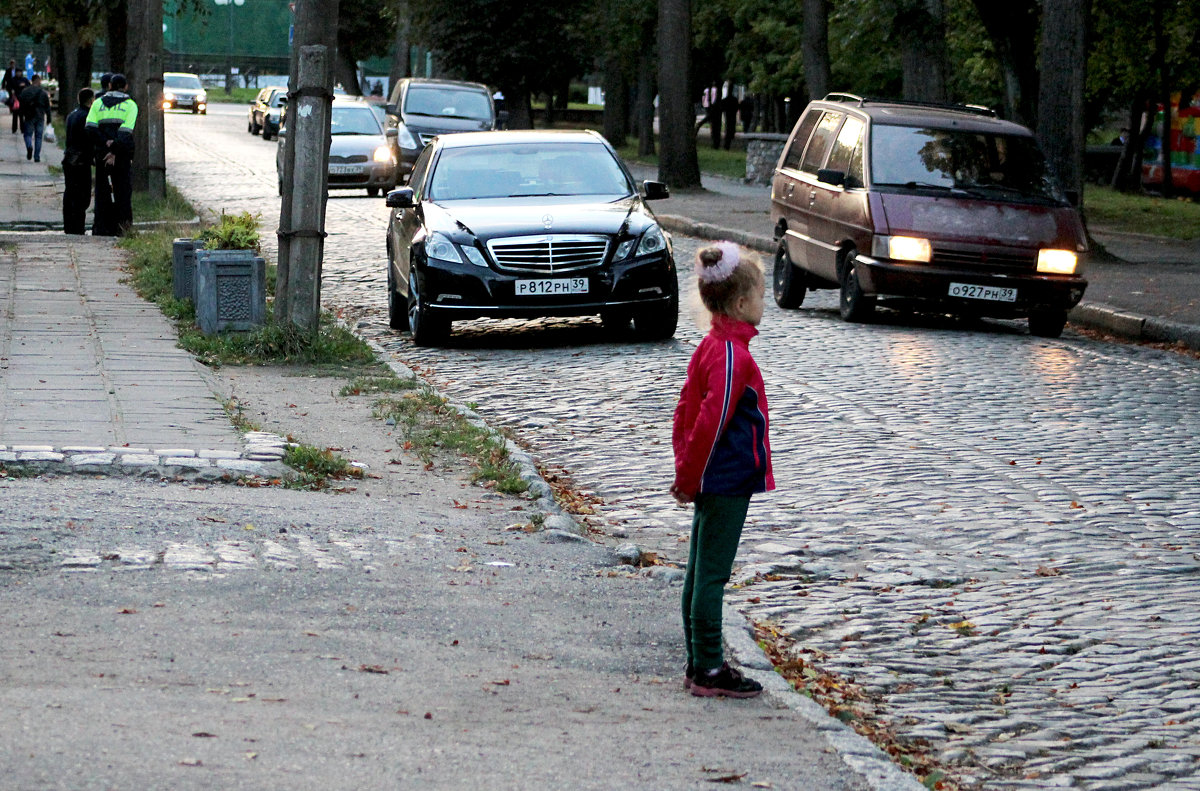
18,74 -> 51,161
9,70 -> 29,134
2,59 -> 17,128
86,73 -> 138,236
63,88 -> 94,235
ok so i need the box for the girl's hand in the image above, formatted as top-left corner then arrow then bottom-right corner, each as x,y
670,485 -> 693,505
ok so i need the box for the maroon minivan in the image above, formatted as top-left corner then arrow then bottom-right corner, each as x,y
770,95 -> 1088,337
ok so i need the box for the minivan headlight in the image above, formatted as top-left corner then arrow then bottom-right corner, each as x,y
425,232 -> 463,263
872,235 -> 932,263
1037,249 -> 1078,275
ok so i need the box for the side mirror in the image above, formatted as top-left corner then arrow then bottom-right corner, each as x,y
277,95 -> 287,105
385,103 -> 397,116
816,168 -> 846,187
642,180 -> 670,200
386,128 -> 398,139
1065,189 -> 1080,207
386,187 -> 415,208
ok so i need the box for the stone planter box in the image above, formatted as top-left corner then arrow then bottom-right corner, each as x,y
194,248 -> 267,335
744,132 -> 788,184
171,237 -> 204,301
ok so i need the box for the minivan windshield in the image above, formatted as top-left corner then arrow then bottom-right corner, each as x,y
404,86 -> 492,121
871,125 -> 1066,204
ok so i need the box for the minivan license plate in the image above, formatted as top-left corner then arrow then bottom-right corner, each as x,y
949,282 -> 1017,302
516,278 -> 588,296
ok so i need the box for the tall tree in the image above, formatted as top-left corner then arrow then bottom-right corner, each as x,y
970,0 -> 1038,123
657,0 -> 699,187
411,0 -> 592,129
802,0 -> 830,101
388,0 -> 411,97
897,0 -> 947,102
1037,0 -> 1088,198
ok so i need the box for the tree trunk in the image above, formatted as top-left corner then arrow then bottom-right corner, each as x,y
334,44 -> 361,95
126,0 -> 149,192
1112,91 -> 1145,192
388,1 -> 410,97
601,50 -> 628,149
106,0 -> 128,74
801,0 -> 830,102
900,0 -> 947,102
635,52 -> 655,156
276,0 -> 340,325
55,40 -> 73,119
972,0 -> 1038,124
504,86 -> 532,129
657,0 -> 699,188
1036,0 -> 1088,200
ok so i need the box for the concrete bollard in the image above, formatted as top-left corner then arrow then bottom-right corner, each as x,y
194,249 -> 267,335
171,238 -> 204,301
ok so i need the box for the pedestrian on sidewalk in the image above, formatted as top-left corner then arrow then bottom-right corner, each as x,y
671,242 -> 773,700
721,89 -> 739,150
8,70 -> 29,135
18,74 -> 51,162
2,59 -> 17,126
63,88 -> 95,235
86,73 -> 137,236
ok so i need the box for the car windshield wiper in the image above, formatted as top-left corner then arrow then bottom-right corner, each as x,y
330,131 -> 368,135
407,112 -> 486,121
508,192 -> 570,198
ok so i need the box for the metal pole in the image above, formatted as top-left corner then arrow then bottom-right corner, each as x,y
286,44 -> 331,333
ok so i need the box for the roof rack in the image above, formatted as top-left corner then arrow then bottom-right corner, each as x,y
822,93 -> 996,118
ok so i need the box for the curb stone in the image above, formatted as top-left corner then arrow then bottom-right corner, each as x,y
353,323 -> 918,791
0,443 -> 293,481
722,603 -> 928,791
657,213 -> 1200,354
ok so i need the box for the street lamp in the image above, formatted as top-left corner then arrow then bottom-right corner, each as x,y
213,0 -> 245,95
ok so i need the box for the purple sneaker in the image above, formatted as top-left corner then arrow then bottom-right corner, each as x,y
690,662 -> 763,699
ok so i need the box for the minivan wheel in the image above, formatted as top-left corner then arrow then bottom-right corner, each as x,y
1028,310 -> 1067,338
838,251 -> 876,322
773,241 -> 806,309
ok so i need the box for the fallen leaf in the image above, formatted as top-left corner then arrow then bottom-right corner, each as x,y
424,712 -> 433,720
191,732 -> 217,738
117,608 -> 137,615
357,664 -> 389,674
1035,566 -> 1062,577
178,758 -> 203,767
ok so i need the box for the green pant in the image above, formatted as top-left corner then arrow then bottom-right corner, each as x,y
682,493 -> 750,672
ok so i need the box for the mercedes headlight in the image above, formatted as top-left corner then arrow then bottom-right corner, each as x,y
637,225 -> 667,256
462,246 -> 488,267
425,232 -> 463,263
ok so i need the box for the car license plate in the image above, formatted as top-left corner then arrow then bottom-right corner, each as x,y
949,282 -> 1017,302
515,278 -> 588,296
329,164 -> 365,175
177,97 -> 193,105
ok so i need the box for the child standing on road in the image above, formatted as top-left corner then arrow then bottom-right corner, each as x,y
671,241 -> 773,699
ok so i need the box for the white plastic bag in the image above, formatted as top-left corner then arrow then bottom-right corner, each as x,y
42,125 -> 55,143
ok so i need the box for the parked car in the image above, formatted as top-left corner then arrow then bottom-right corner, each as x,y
385,78 -> 499,182
384,130 -> 677,346
248,85 -> 286,139
162,72 -> 207,114
275,96 -> 397,197
771,94 -> 1088,337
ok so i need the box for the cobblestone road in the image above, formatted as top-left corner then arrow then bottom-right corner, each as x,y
168,107 -> 1200,790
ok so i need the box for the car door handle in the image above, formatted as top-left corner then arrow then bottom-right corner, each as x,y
808,190 -> 817,204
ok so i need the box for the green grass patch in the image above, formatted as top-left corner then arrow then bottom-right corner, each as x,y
282,443 -> 364,490
204,86 -> 260,104
1084,186 -> 1200,240
132,183 -> 197,223
618,144 -> 748,181
340,375 -> 418,397
374,390 -> 529,494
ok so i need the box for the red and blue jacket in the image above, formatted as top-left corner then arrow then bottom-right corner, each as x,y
672,314 -> 774,499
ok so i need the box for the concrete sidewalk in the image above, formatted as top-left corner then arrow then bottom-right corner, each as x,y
0,112 -> 283,478
629,163 -> 1200,351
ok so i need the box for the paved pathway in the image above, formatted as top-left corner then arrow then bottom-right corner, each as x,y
165,108 -> 1200,790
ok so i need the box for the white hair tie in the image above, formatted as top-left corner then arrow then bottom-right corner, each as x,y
697,241 -> 741,283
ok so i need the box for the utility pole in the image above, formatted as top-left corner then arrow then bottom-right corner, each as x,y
275,0 -> 339,331
126,0 -> 164,197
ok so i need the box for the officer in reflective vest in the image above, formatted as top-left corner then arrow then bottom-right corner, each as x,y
85,72 -> 138,236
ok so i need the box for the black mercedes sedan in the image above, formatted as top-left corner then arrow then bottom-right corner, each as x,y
384,130 -> 678,346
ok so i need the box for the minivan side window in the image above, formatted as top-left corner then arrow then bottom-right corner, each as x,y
800,112 -> 843,174
826,116 -> 865,188
782,111 -> 821,171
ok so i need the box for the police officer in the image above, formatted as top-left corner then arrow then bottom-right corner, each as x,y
63,88 -> 94,235
86,73 -> 137,236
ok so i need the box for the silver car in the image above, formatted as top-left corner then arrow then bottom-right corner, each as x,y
276,97 -> 398,196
